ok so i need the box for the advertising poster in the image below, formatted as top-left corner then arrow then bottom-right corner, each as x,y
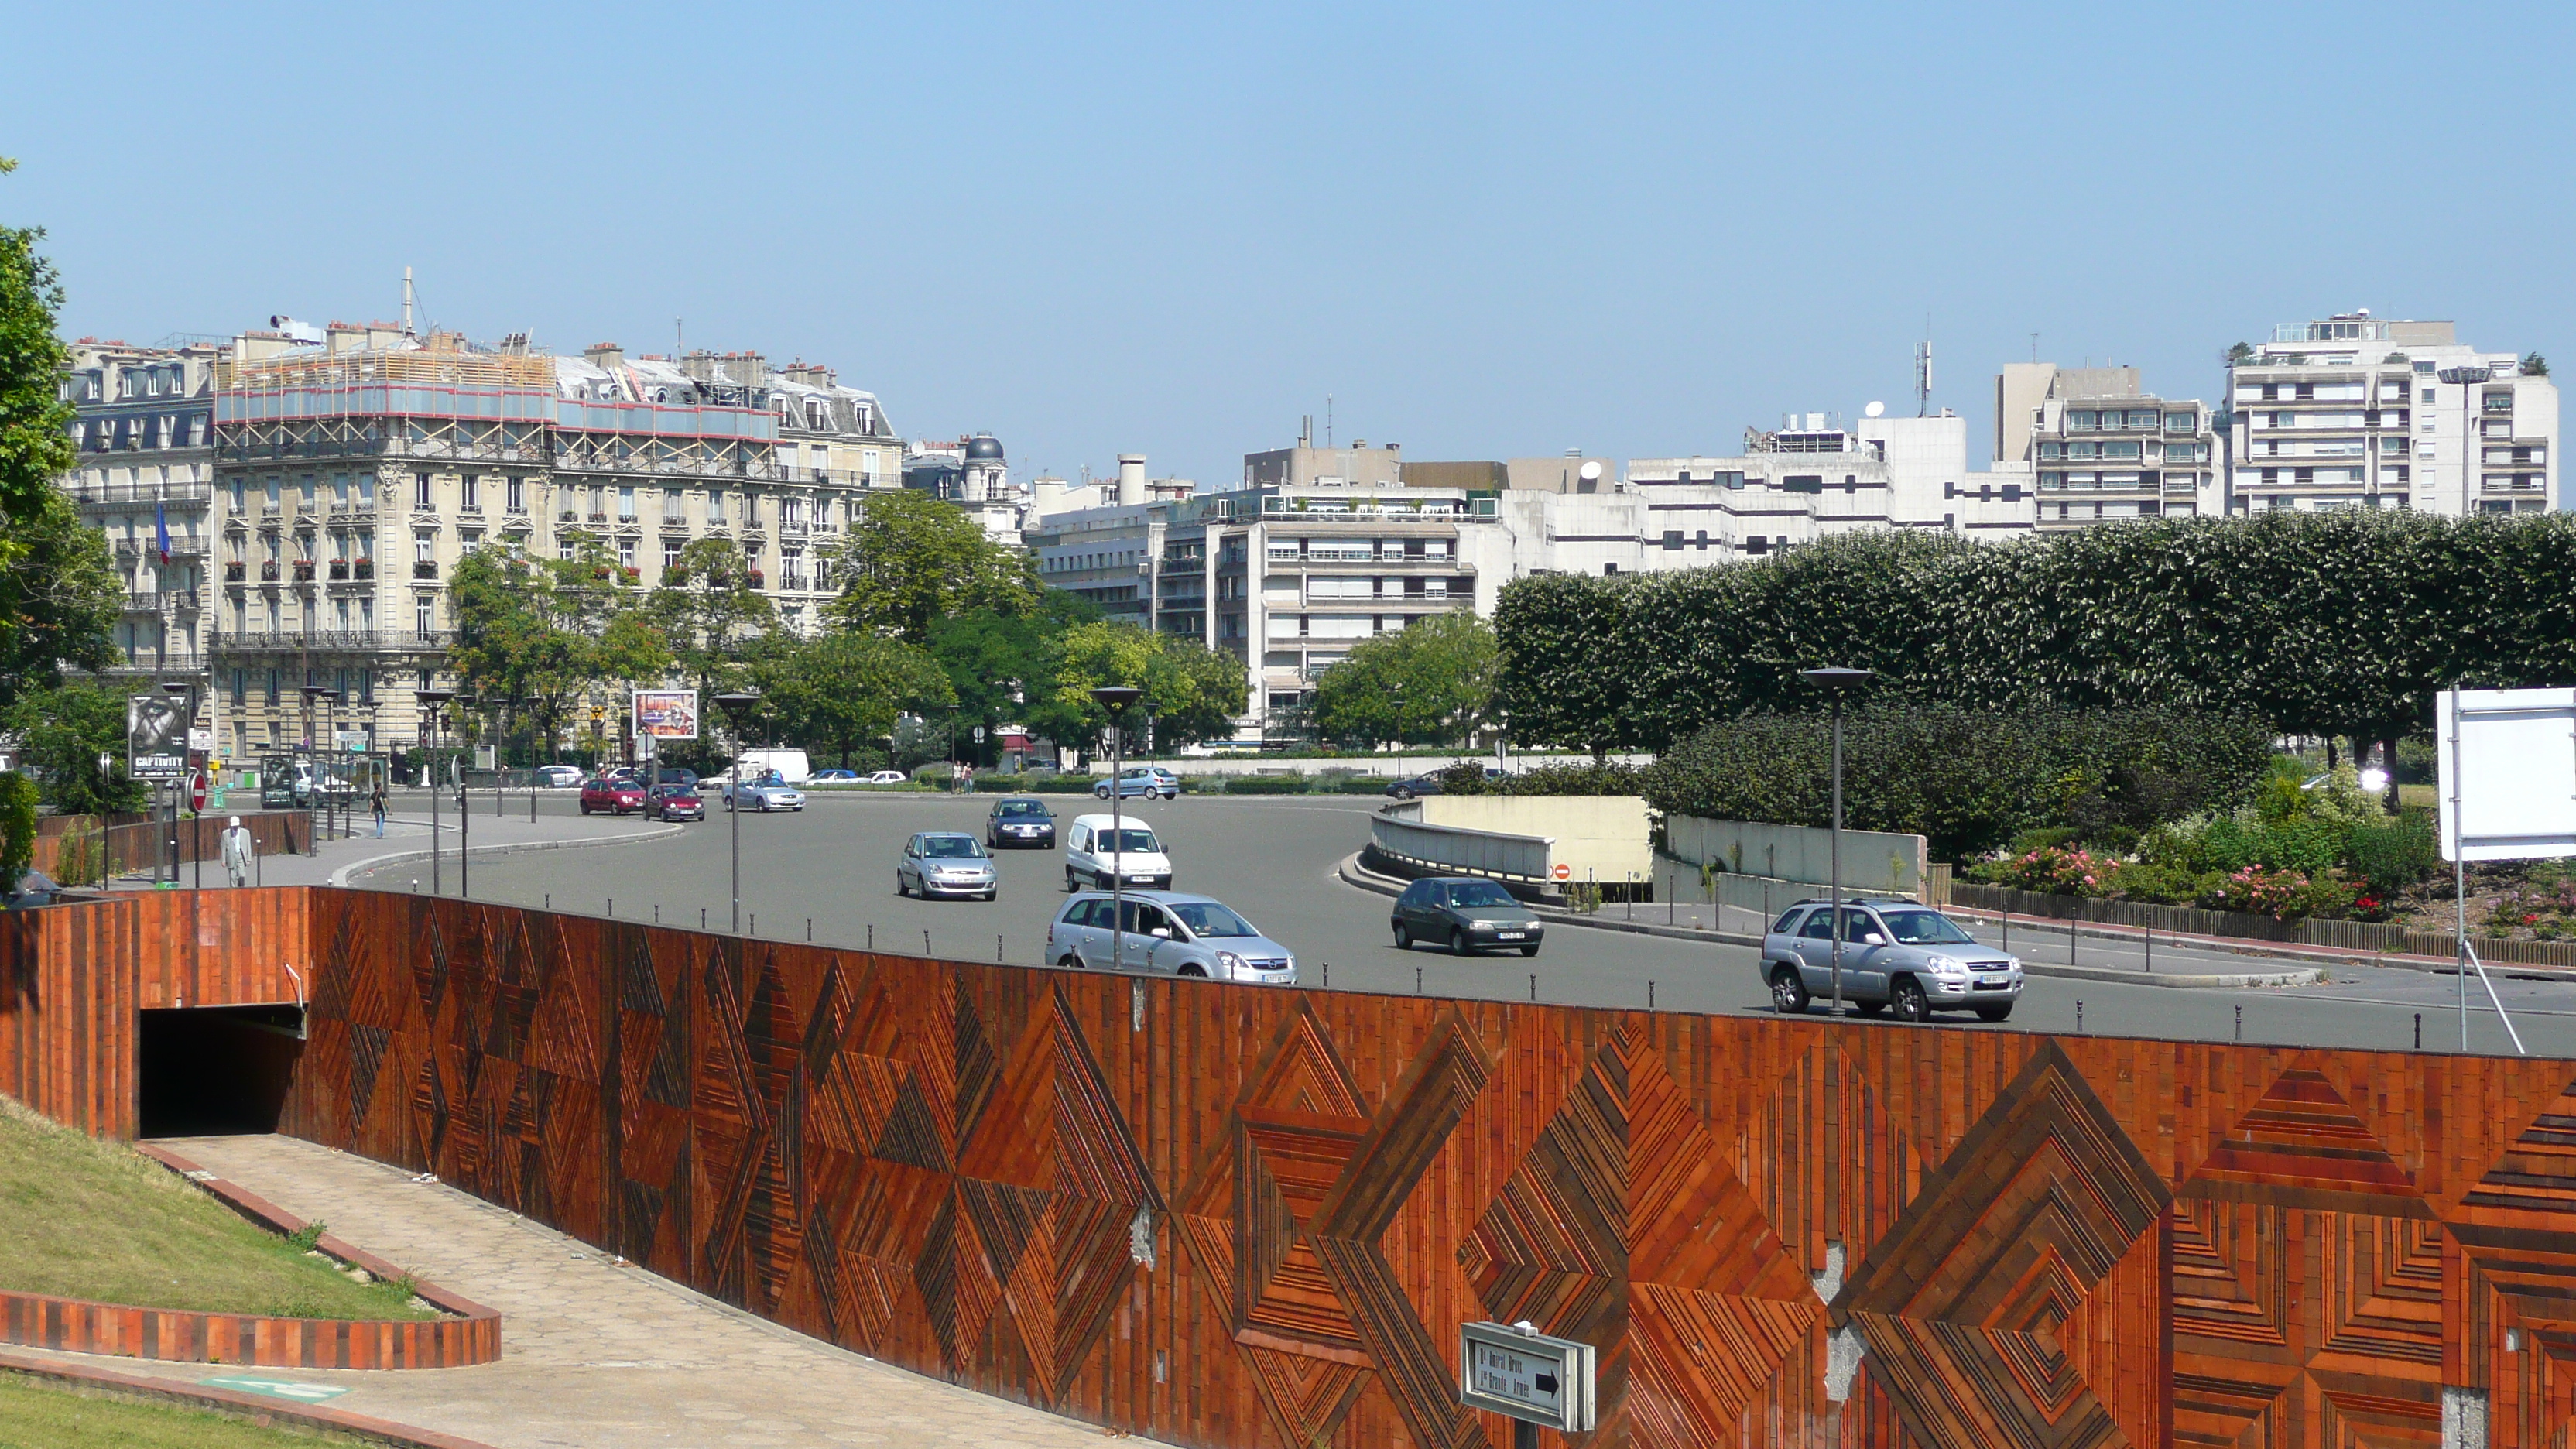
634,689 -> 700,741
127,694 -> 188,780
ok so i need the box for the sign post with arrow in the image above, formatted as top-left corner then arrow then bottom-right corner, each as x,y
1460,1321 -> 1594,1445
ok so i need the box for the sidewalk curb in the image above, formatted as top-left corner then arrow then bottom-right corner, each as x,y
327,824 -> 683,887
1337,855 -> 2328,988
0,1344 -> 498,1449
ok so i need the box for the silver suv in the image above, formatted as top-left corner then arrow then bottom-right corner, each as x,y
1760,898 -> 2022,1023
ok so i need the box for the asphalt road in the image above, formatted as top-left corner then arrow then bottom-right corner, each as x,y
345,789 -> 2572,1058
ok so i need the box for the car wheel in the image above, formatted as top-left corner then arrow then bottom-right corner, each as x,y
896,875 -> 910,898
1060,952 -> 1084,971
1518,944 -> 1539,957
1451,928 -> 1471,956
1975,1002 -> 2014,1023
1769,965 -> 1810,1015
1094,786 -> 1109,799
1064,868 -> 1078,892
981,890 -> 997,902
1392,787 -> 1413,800
577,802 -> 591,815
1890,978 -> 1930,1023
1392,923 -> 1411,951
1177,964 -> 1207,979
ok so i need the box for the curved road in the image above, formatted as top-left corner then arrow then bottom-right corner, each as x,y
344,790 -> 2568,1057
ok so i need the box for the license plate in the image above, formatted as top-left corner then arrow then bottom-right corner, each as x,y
1978,974 -> 2008,986
1495,932 -> 1526,940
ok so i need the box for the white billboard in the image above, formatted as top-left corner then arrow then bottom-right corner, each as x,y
2439,687 -> 2576,862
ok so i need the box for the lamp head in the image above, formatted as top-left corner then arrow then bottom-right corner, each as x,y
414,687 -> 454,705
161,681 -> 190,697
713,688 -> 762,711
1797,666 -> 1875,693
1089,685 -> 1142,714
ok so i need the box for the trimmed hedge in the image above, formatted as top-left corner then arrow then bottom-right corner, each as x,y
1496,512 -> 2576,755
1643,704 -> 2272,862
1438,761 -> 1646,796
1223,776 -> 1313,794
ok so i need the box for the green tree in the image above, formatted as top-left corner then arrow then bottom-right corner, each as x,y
648,536 -> 776,691
0,772 -> 35,889
5,681 -> 149,815
925,591 -> 1101,762
447,539 -> 670,759
824,489 -> 1040,642
2524,352 -> 2550,377
750,632 -> 955,769
0,156 -> 76,526
1310,611 -> 1497,751
0,488 -> 120,711
1042,620 -> 1248,752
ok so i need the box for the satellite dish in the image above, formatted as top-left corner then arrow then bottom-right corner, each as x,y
1864,400 -> 1886,418
1577,461 -> 1603,481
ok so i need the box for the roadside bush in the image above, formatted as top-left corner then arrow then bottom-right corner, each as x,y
1645,704 -> 2271,862
2197,866 -> 2356,921
1969,844 -> 2119,896
911,764 -> 953,787
2345,810 -> 2440,896
1335,777 -> 1393,795
1014,775 -> 1099,793
1223,776 -> 1311,794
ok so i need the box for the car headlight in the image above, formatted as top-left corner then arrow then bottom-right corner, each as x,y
1924,955 -> 1970,977
1216,951 -> 1248,978
1470,919 -> 1499,931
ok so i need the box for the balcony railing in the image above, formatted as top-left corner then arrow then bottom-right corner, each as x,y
71,480 -> 214,508
214,629 -> 449,653
413,560 -> 440,580
259,560 -> 280,581
115,536 -> 210,560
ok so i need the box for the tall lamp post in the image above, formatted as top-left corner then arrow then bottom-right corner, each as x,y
714,687 -> 762,934
1091,685 -> 1142,972
453,694 -> 478,898
415,687 -> 453,894
162,680 -> 191,884
1797,666 -> 1873,1016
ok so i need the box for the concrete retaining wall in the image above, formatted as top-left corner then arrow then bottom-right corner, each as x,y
1669,814 -> 1929,896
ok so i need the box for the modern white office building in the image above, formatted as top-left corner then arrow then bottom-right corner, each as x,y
2225,312 -> 2557,516
2004,366 -> 2223,530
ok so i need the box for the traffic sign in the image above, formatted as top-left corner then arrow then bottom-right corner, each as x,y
1550,863 -> 1571,882
190,771 -> 207,813
1459,1321 -> 1594,1433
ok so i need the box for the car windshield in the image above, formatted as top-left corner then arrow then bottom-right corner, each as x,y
1443,881 -> 1519,909
1103,828 -> 1161,853
997,800 -> 1048,817
1875,908 -> 1978,945
920,836 -> 986,858
1169,902 -> 1258,937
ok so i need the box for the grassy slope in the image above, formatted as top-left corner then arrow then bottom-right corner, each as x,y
0,1103 -> 433,1320
0,1373 -> 368,1447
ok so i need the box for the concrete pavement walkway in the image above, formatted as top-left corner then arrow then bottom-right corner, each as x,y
110,793 -> 675,893
124,1134 -> 1159,1448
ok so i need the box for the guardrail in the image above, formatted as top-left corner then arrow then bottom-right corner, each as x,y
1367,807 -> 1553,882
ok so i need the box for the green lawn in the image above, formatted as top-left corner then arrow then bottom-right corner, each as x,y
0,1102 -> 433,1320
2399,783 -> 2437,810
0,1372 -> 370,1447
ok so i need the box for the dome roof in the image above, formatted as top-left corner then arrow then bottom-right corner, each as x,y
963,433 -> 1005,461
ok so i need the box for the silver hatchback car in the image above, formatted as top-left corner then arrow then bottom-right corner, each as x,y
1760,897 -> 2022,1022
1046,891 -> 1295,985
896,832 -> 999,900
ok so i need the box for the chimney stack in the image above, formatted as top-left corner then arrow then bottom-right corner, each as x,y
1117,454 -> 1147,506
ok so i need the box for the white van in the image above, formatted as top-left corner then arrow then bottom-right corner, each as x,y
1064,813 -> 1173,892
727,749 -> 811,786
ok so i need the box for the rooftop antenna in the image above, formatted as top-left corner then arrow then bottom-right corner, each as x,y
1914,326 -> 1934,417
401,267 -> 416,337
2030,331 -> 2040,363
1326,395 -> 1334,449
676,318 -> 683,362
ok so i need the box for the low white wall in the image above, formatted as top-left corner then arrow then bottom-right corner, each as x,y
1369,810 -> 1555,882
1419,796 -> 1654,885
1667,814 -> 1928,895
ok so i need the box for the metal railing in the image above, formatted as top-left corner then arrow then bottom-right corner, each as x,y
70,480 -> 214,507
1368,808 -> 1553,883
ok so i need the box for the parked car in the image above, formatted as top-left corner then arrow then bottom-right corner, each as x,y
809,769 -> 859,783
866,769 -> 910,785
1094,766 -> 1180,800
5,868 -> 63,910
646,784 -> 704,822
1386,772 -> 1444,800
721,772 -> 807,812
1760,897 -> 2023,1023
986,796 -> 1058,848
1390,876 -> 1544,957
1063,813 -> 1173,892
579,776 -> 646,815
896,831 -> 999,900
1046,891 -> 1295,984
534,764 -> 584,789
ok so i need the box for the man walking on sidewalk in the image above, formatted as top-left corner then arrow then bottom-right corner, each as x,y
219,816 -> 254,888
371,785 -> 387,838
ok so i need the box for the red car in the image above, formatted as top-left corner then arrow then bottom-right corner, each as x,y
578,777 -> 646,815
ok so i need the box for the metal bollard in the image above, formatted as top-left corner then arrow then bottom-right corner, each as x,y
654,904 -> 660,923
750,913 -> 756,936
2414,1012 -> 2422,1050
1323,963 -> 1329,989
868,923 -> 874,950
996,933 -> 1003,963
1416,966 -> 1423,995
1530,973 -> 1536,1002
2144,920 -> 2152,973
923,928 -> 931,956
701,907 -> 707,930
1649,980 -> 1655,1009
2077,1000 -> 2084,1033
2002,910 -> 2009,951
808,917 -> 814,942
608,897 -> 614,918
2070,915 -> 2077,965
2235,1003 -> 2242,1041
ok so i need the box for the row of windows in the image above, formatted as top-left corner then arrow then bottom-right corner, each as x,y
2063,409 -> 2197,432
77,413 -> 207,451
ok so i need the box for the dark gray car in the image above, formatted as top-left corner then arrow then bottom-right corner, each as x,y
1390,876 -> 1543,957
1760,897 -> 2022,1022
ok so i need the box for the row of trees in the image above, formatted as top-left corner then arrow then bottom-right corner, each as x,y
445,488 -> 1250,769
1492,511 -> 2576,768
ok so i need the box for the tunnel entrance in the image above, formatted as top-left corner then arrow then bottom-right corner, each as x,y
139,1005 -> 305,1139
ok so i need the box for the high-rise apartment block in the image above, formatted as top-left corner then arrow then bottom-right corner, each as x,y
2009,366 -> 2221,530
2225,313 -> 2556,516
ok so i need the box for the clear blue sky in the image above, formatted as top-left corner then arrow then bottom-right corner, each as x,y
7,3 -> 2571,487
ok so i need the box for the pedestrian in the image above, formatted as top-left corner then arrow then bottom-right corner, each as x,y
960,762 -> 975,795
370,784 -> 387,839
219,815 -> 254,888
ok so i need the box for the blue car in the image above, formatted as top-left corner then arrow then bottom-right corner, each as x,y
1094,766 -> 1180,800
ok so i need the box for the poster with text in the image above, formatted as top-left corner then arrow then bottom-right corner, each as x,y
633,689 -> 700,741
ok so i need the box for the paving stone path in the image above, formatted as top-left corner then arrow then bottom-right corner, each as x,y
140,1135 -> 1160,1448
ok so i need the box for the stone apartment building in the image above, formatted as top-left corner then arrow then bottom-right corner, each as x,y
203,318 -> 899,759
2225,312 -> 2557,517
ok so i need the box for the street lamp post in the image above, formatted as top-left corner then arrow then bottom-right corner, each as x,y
714,688 -> 762,934
1798,667 -> 1874,1017
415,687 -> 453,894
453,694 -> 478,898
1091,686 -> 1142,972
162,680 -> 190,884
